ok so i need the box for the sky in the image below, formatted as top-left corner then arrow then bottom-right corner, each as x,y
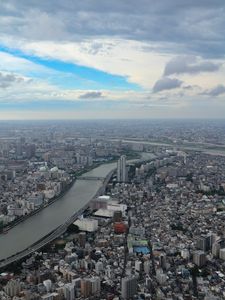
0,0 -> 225,119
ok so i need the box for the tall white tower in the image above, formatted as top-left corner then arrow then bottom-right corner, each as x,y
117,155 -> 127,182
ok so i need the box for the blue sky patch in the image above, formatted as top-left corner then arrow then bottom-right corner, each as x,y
0,45 -> 142,91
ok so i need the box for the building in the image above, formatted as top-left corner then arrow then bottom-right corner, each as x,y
25,144 -> 36,159
74,218 -> 98,232
28,194 -> 44,207
193,250 -> 206,267
63,283 -> 76,300
41,293 -> 60,300
219,248 -> 225,260
43,280 -> 52,293
117,155 -> 127,182
135,260 -> 142,273
114,222 -> 127,234
156,269 -> 167,285
196,235 -> 212,252
78,232 -> 86,248
76,153 -> 93,166
16,141 -> 23,156
90,195 -> 111,210
121,276 -> 137,299
95,261 -> 104,274
212,242 -> 221,258
4,280 -> 21,297
113,210 -> 123,222
80,277 -> 100,298
80,279 -> 92,298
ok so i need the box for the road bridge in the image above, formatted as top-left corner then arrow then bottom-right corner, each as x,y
78,176 -> 105,181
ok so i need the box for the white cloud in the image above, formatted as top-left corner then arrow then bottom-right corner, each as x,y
0,51 -> 54,76
0,38 -> 169,88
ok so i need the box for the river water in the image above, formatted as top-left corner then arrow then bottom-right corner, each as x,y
0,153 -> 154,261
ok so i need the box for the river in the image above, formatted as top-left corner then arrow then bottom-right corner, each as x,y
113,139 -> 225,156
0,153 -> 154,261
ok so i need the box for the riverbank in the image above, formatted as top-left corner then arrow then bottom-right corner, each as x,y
1,176 -> 76,234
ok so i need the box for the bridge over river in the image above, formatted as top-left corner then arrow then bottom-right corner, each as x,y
78,176 -> 105,181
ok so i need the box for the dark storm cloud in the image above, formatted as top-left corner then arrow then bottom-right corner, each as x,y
0,0 -> 225,57
0,72 -> 25,88
153,77 -> 183,93
164,56 -> 220,76
79,91 -> 103,99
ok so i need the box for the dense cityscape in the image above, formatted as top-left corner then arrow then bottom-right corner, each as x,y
1,0 -> 225,298
0,120 -> 224,299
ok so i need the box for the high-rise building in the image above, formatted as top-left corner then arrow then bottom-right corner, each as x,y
219,248 -> 225,260
156,269 -> 167,285
89,277 -> 101,295
25,144 -> 36,159
117,155 -> 127,182
212,242 -> 221,258
121,276 -> 137,299
78,232 -> 86,248
80,277 -> 100,298
80,279 -> 92,298
135,260 -> 142,273
63,283 -> 76,300
193,250 -> 206,267
144,261 -> 150,274
16,141 -> 23,156
4,280 -> 21,297
43,279 -> 52,293
196,235 -> 212,252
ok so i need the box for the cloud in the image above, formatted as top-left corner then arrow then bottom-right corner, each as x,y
0,51 -> 57,77
1,0 -> 225,119
79,91 -> 103,99
0,1 -> 224,90
0,81 -> 152,104
0,39 -> 168,88
153,77 -> 183,93
0,1 -> 225,57
164,56 -> 220,76
0,71 -> 26,88
204,84 -> 225,96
